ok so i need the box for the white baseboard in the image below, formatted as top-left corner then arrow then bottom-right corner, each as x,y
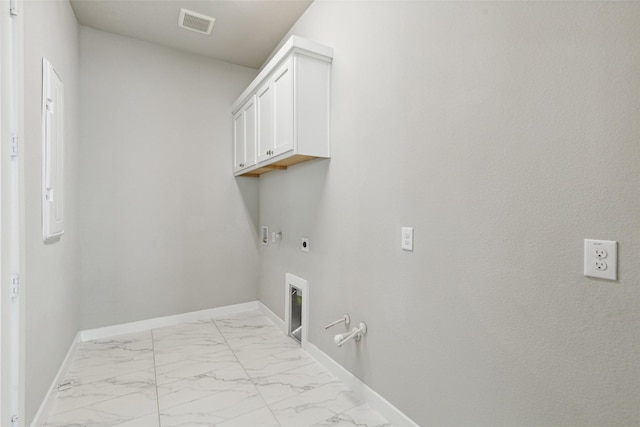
30,332 -> 81,427
258,301 -> 285,333
302,341 -> 419,427
80,301 -> 259,342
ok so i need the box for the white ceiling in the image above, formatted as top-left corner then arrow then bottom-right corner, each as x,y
70,0 -> 313,69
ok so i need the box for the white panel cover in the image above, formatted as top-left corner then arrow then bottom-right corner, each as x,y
42,58 -> 65,241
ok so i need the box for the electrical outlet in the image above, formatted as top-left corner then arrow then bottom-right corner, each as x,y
401,227 -> 414,251
594,248 -> 607,259
594,260 -> 608,271
584,239 -> 617,280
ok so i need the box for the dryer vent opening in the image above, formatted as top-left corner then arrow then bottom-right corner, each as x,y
285,273 -> 308,345
290,287 -> 303,342
178,8 -> 215,35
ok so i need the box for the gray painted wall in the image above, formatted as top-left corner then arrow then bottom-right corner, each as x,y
78,27 -> 260,329
23,1 -> 80,424
258,2 -> 640,426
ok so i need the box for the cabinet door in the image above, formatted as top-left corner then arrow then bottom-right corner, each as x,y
234,96 -> 257,173
256,81 -> 274,163
273,58 -> 294,157
233,108 -> 246,172
243,96 -> 257,169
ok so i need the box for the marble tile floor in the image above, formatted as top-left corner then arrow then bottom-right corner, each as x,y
43,310 -> 392,427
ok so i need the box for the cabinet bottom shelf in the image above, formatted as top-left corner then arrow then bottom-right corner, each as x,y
236,154 -> 324,177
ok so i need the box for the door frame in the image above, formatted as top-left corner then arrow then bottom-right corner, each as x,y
1,0 -> 24,424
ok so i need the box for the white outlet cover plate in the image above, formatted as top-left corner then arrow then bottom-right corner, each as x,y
301,237 -> 309,252
401,227 -> 414,251
584,239 -> 617,280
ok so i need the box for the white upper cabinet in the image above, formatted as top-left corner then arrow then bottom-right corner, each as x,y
233,95 -> 256,173
272,58 -> 294,158
256,81 -> 274,164
232,104 -> 246,171
232,36 -> 333,177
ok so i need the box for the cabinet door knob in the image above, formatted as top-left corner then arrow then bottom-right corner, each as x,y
239,163 -> 244,167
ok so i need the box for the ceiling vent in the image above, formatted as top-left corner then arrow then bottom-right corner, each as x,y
178,8 -> 215,35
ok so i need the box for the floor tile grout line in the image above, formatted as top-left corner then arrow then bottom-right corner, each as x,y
218,315 -> 368,426
215,316 -> 336,408
151,329 -> 163,427
214,316 -> 361,426
45,373 -> 158,418
250,372 -> 343,408
225,332 -> 314,360
149,318 -> 268,415
155,381 -> 251,413
213,317 -> 284,427
217,406 -> 281,427
47,334 -> 158,420
152,320 -> 236,412
156,325 -> 240,386
63,363 -> 155,390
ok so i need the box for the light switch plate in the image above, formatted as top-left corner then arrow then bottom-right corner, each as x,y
584,239 -> 617,280
401,227 -> 414,251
